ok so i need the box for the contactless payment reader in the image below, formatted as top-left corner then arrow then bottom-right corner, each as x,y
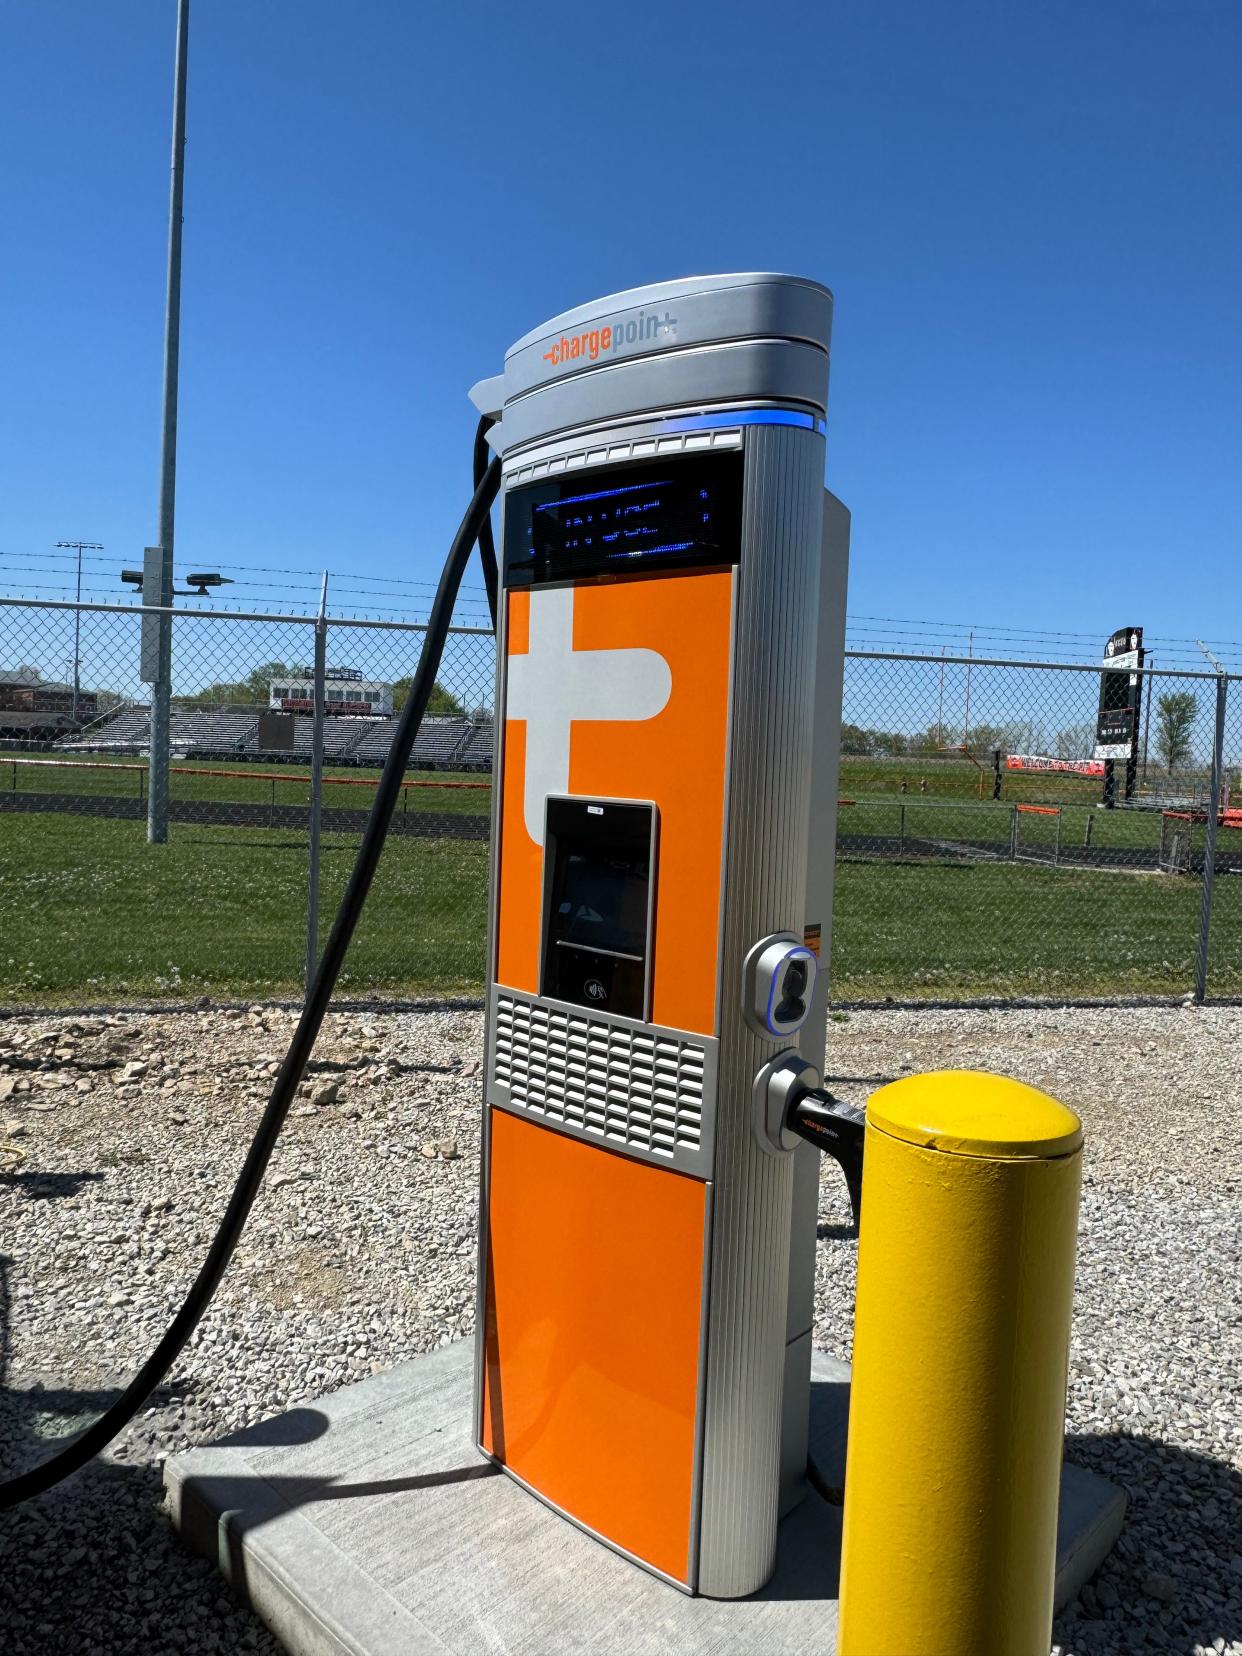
471,273 -> 850,1598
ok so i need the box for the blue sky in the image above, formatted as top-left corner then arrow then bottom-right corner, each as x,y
1,0 -> 1239,664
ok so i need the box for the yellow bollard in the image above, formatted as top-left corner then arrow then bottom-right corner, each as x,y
836,1070 -> 1082,1656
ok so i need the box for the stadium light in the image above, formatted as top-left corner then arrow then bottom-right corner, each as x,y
119,567 -> 233,597
183,572 -> 234,596
56,539 -> 103,724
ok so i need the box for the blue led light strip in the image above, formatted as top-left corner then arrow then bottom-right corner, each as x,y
657,409 -> 827,436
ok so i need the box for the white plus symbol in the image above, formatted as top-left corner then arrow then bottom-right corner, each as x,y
506,586 -> 672,845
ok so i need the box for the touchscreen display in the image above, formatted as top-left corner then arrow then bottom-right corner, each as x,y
541,797 -> 656,1019
554,852 -> 649,958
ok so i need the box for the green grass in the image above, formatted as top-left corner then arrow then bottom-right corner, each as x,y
841,795 -> 1168,856
0,754 -> 491,817
831,856 -> 1210,999
0,815 -> 487,1003
1,759 -> 1237,1005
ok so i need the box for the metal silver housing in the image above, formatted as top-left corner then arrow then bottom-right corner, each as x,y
474,274 -> 842,1600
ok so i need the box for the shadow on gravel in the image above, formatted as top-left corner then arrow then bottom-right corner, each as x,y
2,1168 -> 105,1202
0,1451 -> 280,1655
0,1371 -> 206,1478
1057,1429 -> 1242,1656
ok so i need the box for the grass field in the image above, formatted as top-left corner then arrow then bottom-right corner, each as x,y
1,750 -> 1238,1005
1,754 -> 490,817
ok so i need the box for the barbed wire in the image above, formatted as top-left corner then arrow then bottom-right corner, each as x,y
5,553 -> 1241,666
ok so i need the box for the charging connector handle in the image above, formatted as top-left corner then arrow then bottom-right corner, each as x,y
788,1090 -> 866,1228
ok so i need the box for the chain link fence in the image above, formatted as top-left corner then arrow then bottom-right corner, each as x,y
1,596 -> 1237,1008
0,597 -> 493,1006
833,652 -> 1234,1001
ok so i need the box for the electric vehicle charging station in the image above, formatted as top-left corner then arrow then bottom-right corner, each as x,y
149,275 -> 1123,1656
468,272 -> 851,1597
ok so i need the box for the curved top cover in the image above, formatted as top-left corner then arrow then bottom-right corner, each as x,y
476,273 -> 834,453
866,1070 -> 1084,1160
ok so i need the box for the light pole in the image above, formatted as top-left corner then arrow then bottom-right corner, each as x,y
56,540 -> 103,724
148,0 -> 190,844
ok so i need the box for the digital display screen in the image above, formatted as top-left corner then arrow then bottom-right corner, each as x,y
504,452 -> 743,587
541,797 -> 656,1018
555,852 -> 650,957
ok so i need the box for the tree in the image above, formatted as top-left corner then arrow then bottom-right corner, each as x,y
391,677 -> 465,716
182,661 -> 296,708
1056,723 -> 1095,759
1155,691 -> 1197,771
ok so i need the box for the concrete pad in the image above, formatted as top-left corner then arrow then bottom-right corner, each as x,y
165,1341 -> 1125,1656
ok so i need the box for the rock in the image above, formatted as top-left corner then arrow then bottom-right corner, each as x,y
310,1081 -> 341,1107
4,1001 -> 1237,1656
121,1060 -> 149,1080
438,1139 -> 460,1160
1142,1572 -> 1177,1602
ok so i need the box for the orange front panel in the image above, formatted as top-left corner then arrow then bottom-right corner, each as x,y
569,574 -> 732,1034
481,1108 -> 706,1584
495,571 -> 733,1035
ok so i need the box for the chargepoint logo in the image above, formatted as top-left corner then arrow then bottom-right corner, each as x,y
542,308 -> 677,369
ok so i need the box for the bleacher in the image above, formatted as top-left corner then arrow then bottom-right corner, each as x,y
412,718 -> 472,768
348,718 -> 401,765
63,704 -> 497,773
67,706 -> 261,755
271,719 -> 368,760
79,707 -> 150,748
173,711 -> 260,752
458,722 -> 494,771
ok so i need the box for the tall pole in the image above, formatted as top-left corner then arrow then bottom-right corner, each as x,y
148,0 -> 189,844
56,540 -> 103,724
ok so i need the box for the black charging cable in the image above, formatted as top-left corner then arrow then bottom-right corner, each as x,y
0,438 -> 502,1510
473,416 -> 499,628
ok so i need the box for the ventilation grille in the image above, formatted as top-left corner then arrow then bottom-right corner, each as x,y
493,994 -> 706,1160
505,427 -> 742,488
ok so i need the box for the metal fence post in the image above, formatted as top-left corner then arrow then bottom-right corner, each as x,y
146,599 -> 173,843
1193,673 -> 1228,1003
305,575 -> 328,997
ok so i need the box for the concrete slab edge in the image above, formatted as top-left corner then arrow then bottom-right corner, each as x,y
167,1447 -> 448,1656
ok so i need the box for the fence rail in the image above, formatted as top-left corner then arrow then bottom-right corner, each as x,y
0,596 -> 1238,1009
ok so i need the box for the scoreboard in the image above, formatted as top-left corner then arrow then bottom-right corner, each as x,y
1094,626 -> 1144,761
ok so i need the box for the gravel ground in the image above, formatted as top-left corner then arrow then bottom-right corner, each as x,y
1,1000 -> 1239,1656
